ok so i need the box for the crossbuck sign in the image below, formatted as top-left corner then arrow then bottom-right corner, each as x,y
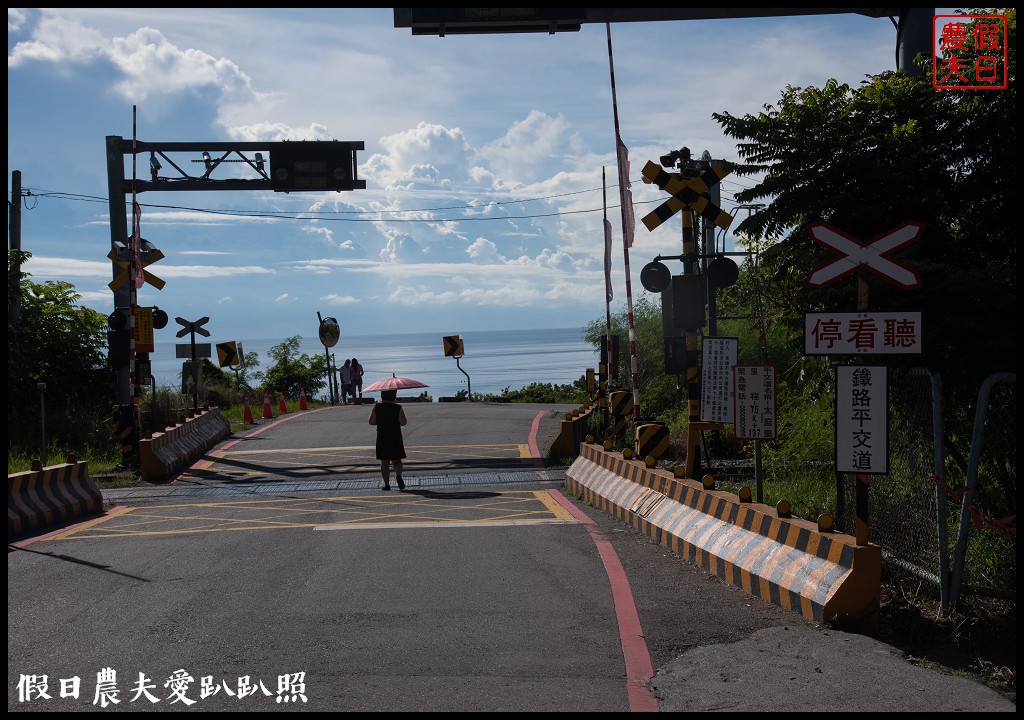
805,221 -> 924,289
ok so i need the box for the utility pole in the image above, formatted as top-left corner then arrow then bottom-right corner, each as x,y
9,170 -> 23,328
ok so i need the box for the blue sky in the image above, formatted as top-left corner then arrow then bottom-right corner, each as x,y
8,8 -> 955,342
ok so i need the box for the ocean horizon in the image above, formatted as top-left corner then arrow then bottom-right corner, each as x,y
149,326 -> 600,400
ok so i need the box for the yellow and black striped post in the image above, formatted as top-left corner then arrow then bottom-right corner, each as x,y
609,389 -> 633,440
112,403 -> 137,468
636,421 -> 670,464
681,209 -> 702,425
609,389 -> 633,418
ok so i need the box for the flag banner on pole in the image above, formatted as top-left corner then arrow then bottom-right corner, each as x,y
603,218 -> 614,302
131,201 -> 144,289
616,138 -> 635,249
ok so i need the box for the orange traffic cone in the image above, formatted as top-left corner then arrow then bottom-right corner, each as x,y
278,392 -> 288,414
243,397 -> 255,425
262,393 -> 274,419
299,388 -> 309,411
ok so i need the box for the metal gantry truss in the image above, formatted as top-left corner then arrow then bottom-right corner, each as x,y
104,136 -> 365,406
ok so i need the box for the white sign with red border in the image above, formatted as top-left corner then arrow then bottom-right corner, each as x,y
805,221 -> 924,289
805,311 -> 923,355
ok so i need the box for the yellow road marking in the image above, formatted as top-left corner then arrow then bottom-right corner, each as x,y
316,519 -> 575,530
49,491 -> 577,539
42,506 -> 135,541
215,444 -> 521,456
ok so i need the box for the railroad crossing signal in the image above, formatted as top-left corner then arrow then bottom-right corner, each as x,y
805,221 -> 925,289
108,241 -> 166,291
443,335 -> 464,358
176,317 -> 210,412
640,160 -> 733,232
176,316 -> 211,338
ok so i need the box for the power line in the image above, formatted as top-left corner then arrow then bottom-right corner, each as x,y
25,176 -> 759,225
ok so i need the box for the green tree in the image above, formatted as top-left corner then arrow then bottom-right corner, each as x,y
712,10 -> 1016,391
585,10 -> 1015,463
7,250 -> 116,457
584,294 -> 684,417
234,348 -> 260,390
258,336 -> 328,399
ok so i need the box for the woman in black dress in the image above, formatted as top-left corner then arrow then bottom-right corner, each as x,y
368,389 -> 407,491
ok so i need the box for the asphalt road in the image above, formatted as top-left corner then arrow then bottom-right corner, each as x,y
7,402 -> 1015,712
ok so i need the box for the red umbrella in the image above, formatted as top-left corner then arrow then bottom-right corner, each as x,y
362,373 -> 429,393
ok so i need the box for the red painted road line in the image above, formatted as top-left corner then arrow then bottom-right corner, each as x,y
528,411 -> 543,459
8,506 -> 130,548
548,489 -> 659,712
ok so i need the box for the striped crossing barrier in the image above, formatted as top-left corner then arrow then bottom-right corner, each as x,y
139,407 -> 231,483
8,458 -> 103,538
565,443 -> 881,631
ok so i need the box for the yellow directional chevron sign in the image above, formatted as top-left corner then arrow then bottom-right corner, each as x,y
217,341 -> 239,368
108,244 -> 166,292
443,335 -> 464,358
640,160 -> 733,232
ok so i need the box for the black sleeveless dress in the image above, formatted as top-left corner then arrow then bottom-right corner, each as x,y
374,403 -> 406,460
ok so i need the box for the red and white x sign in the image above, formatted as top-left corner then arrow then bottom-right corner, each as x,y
805,221 -> 924,289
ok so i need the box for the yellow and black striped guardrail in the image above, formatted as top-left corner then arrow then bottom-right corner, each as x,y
565,443 -> 881,631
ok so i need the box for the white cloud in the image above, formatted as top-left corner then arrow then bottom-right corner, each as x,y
9,8 -> 933,344
8,8 -> 28,33
466,237 -> 504,263
320,293 -> 359,306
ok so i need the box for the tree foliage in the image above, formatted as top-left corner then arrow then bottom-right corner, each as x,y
8,250 -> 116,455
584,10 -> 1015,465
712,10 -> 1016,393
257,335 -> 329,399
585,294 -> 686,418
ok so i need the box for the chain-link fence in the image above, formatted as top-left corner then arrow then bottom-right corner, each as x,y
597,367 -> 1016,614
817,369 -> 1014,612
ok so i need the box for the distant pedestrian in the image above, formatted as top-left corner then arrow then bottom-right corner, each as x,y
369,388 -> 406,491
340,359 -> 354,404
351,358 -> 364,399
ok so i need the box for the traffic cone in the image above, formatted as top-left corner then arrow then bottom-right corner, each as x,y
262,393 -> 274,419
278,392 -> 288,414
243,397 -> 255,425
299,388 -> 309,411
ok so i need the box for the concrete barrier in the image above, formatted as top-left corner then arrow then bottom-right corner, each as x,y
550,403 -> 597,459
139,407 -> 231,483
566,443 -> 881,631
8,458 -> 103,538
